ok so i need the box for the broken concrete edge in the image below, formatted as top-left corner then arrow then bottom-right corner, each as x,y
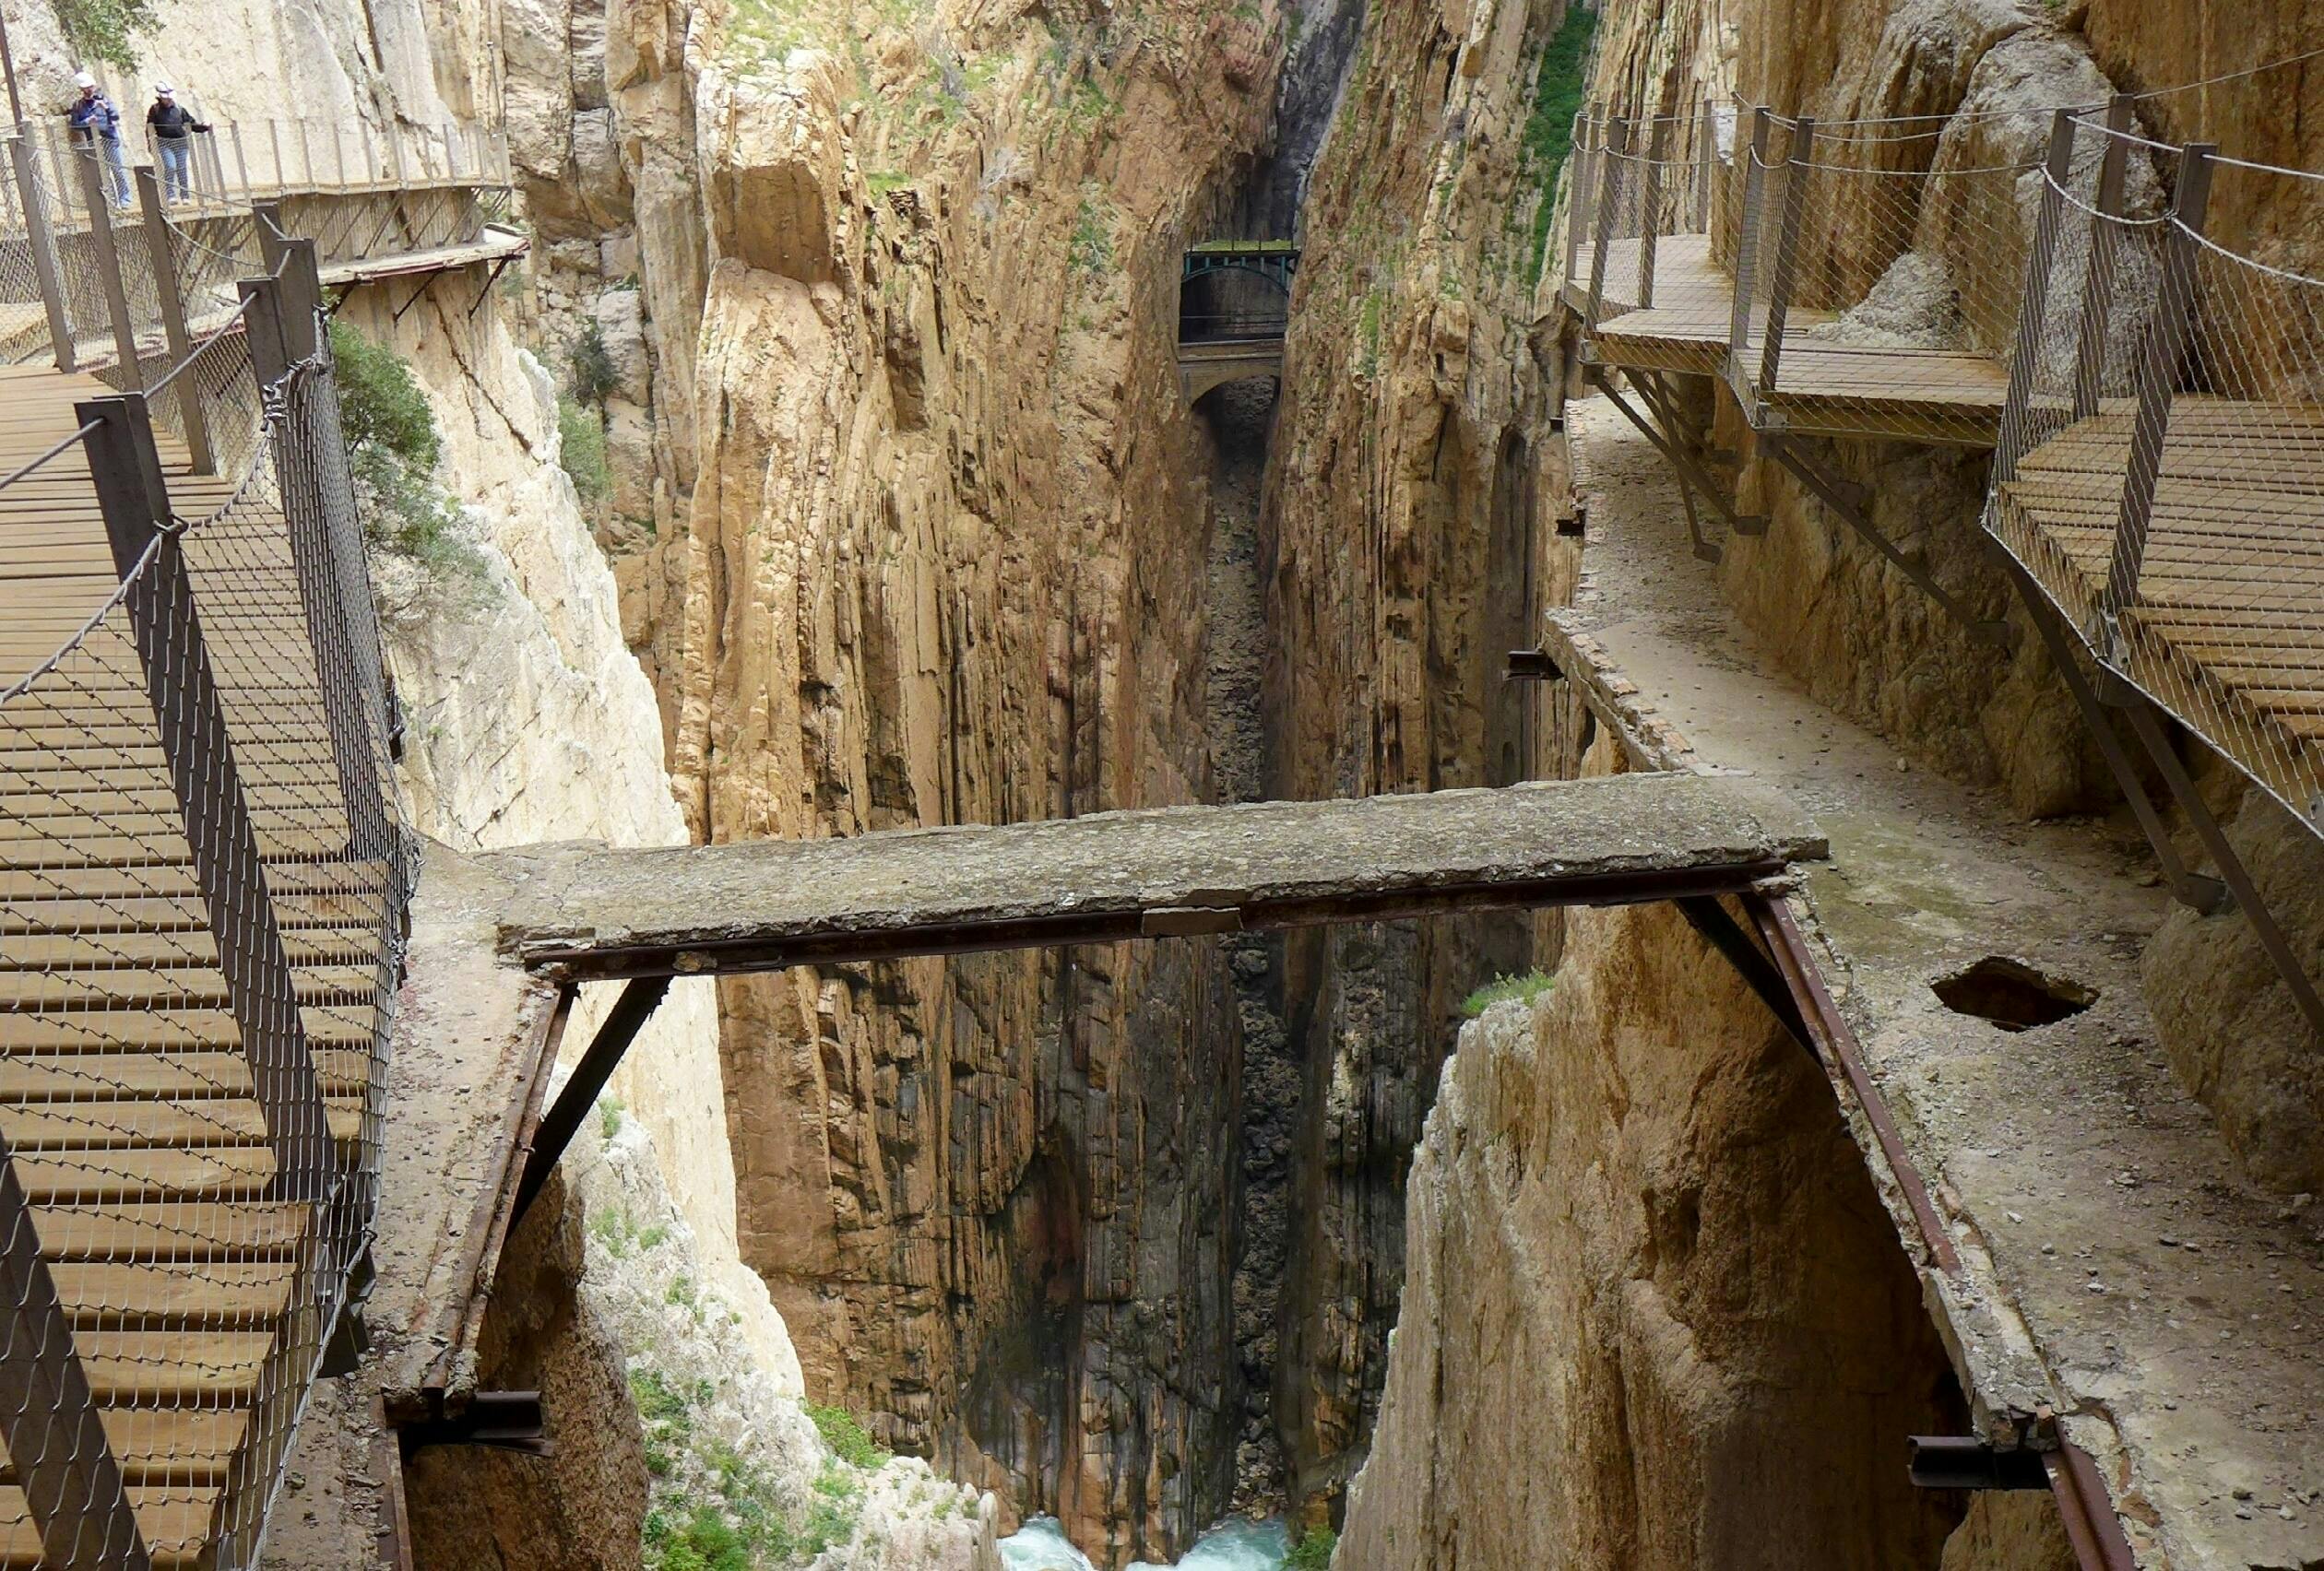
1541,599 -> 2100,1461
471,774 -> 1831,969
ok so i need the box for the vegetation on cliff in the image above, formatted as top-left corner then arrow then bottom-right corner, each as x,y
331,320 -> 486,590
1520,5 -> 1596,283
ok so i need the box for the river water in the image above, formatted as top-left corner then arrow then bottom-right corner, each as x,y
1000,1516 -> 1291,1570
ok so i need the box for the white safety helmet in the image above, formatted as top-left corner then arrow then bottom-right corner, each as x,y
73,71 -> 96,89
153,81 -> 173,97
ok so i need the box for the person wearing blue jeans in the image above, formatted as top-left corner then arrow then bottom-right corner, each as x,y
147,83 -> 209,204
66,72 -> 131,209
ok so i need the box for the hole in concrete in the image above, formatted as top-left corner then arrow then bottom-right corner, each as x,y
1931,957 -> 2096,1032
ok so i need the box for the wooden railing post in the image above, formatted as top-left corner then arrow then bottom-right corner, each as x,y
1993,111 -> 2078,486
2103,144 -> 2214,630
1639,111 -> 1672,308
135,164 -> 212,472
243,256 -> 393,866
1696,96 -> 1715,230
11,132 -> 75,372
1565,106 -> 1595,284
0,1137 -> 152,1569
77,392 -> 334,1202
1585,114 -> 1629,331
1758,115 -> 1814,397
72,148 -> 143,389
2071,94 -> 2135,419
1726,106 -> 1773,401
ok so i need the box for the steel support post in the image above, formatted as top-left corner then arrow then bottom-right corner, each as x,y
2117,699 -> 2324,1045
2103,144 -> 2213,629
135,165 -> 212,473
1726,108 -> 1773,408
77,393 -> 335,1201
1584,115 -> 1628,332
1997,551 -> 2225,911
295,116 -> 314,188
1758,115 -> 1814,398
511,975 -> 674,1225
11,133 -> 73,372
267,119 -> 284,195
360,119 -> 377,188
73,149 -> 142,388
228,120 -> 250,200
1994,112 -> 2077,486
2070,96 -> 2135,420
0,1129 -> 151,1570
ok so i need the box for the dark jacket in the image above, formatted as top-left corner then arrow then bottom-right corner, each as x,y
147,102 -> 208,140
66,93 -> 119,142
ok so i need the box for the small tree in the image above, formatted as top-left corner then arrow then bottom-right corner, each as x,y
570,322 -> 619,410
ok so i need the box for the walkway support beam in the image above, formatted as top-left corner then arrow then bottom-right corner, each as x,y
1759,115 -> 1814,396
2103,143 -> 2214,626
77,393 -> 335,1202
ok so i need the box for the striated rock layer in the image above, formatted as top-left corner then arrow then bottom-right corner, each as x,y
519,0 -> 1294,1554
1251,0 -> 1566,1516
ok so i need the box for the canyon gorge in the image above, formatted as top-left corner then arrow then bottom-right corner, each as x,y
11,0 -> 2324,1559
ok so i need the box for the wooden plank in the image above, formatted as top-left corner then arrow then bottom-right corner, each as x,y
30,1200 -> 312,1261
0,1052 -> 371,1104
0,1483 -> 217,1566
10,1147 -> 281,1205
0,893 -> 377,936
47,1261 -> 293,1330
0,929 -> 385,971
0,1102 -> 364,1152
0,1407 -> 252,1484
0,963 -> 383,1013
0,1008 -> 376,1055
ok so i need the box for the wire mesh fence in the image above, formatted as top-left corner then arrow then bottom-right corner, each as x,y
0,167 -> 407,1563
1569,102 -> 1732,325
1986,116 -> 2324,831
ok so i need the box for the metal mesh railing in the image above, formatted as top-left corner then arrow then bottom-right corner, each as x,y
0,177 -> 406,1562
1985,116 -> 2324,831
1721,109 -> 2066,444
1569,101 -> 1735,325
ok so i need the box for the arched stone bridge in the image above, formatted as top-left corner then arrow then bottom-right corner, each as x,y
1177,241 -> 1298,404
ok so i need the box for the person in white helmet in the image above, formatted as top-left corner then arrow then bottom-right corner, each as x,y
146,82 -> 209,204
66,71 -> 131,209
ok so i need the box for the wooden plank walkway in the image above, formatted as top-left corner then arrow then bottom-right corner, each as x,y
1990,396 -> 2324,814
1567,231 -> 2010,445
0,360 -> 384,1560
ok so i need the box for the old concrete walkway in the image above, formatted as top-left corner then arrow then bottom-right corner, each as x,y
485,774 -> 1824,979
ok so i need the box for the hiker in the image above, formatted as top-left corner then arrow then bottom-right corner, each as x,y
147,82 -> 209,204
66,71 -> 131,210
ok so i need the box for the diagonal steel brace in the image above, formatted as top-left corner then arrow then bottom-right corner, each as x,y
1997,555 -> 2226,913
1763,434 -> 2014,646
1587,366 -> 1761,557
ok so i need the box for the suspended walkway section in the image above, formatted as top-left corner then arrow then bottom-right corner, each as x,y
0,117 -> 512,1565
1562,93 -> 2324,1028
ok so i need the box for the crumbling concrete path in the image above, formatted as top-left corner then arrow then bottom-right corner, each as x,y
480,774 -> 1826,978
1557,393 -> 2324,1571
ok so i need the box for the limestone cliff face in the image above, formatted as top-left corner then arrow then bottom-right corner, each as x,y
516,0 -> 1288,1556
1251,0 -> 1559,1515
1337,904 -> 1964,1570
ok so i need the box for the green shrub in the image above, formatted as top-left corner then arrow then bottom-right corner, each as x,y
570,321 -> 620,409
558,394 -> 611,507
1459,969 -> 1558,1019
1287,1526 -> 1337,1570
804,1403 -> 891,1469
332,320 -> 441,472
1520,6 -> 1597,285
56,0 -> 161,69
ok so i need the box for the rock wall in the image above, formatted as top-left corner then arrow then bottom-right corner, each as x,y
1251,0 -> 1561,1517
1336,902 -> 1965,1570
522,0 -> 1290,1556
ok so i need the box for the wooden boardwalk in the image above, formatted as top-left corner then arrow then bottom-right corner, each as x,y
0,365 -> 383,1560
1989,396 -> 2324,815
1568,232 -> 2010,446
